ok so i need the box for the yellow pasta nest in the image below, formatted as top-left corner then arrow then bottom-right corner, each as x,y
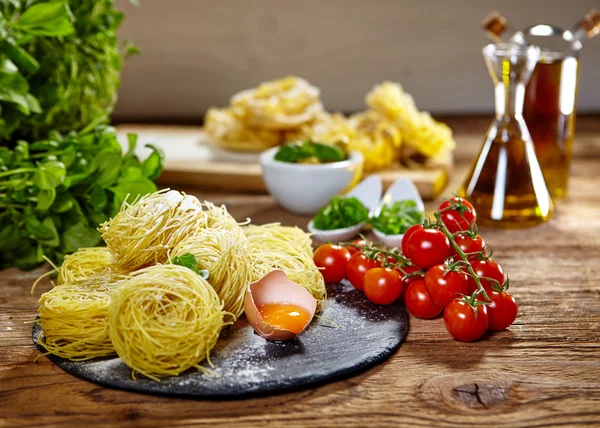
366,81 -> 455,158
57,247 -> 126,285
171,228 -> 252,320
109,264 -> 226,381
37,281 -> 116,361
230,76 -> 323,130
201,200 -> 246,239
204,107 -> 284,153
244,223 -> 326,311
100,190 -> 208,271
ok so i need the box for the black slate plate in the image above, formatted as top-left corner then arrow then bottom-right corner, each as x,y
32,281 -> 408,399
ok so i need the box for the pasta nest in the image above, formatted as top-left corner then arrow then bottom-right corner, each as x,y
108,264 -> 226,381
230,76 -> 324,130
366,81 -> 455,158
37,281 -> 117,361
99,190 -> 208,271
203,107 -> 284,153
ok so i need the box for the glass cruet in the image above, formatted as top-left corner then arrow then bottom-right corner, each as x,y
459,43 -> 554,228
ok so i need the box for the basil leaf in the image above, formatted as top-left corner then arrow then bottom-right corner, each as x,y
36,188 -> 56,211
172,253 -> 199,274
15,2 -> 75,36
60,222 -> 102,254
141,144 -> 164,180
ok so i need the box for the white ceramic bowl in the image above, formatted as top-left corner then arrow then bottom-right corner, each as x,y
260,148 -> 364,215
308,175 -> 383,243
372,178 -> 425,249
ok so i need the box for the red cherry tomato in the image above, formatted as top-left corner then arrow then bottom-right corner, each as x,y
396,265 -> 424,301
364,268 -> 403,305
437,197 -> 477,233
424,264 -> 470,307
471,259 -> 505,292
452,234 -> 485,259
444,299 -> 488,341
405,279 -> 443,319
405,228 -> 451,269
347,239 -> 368,256
313,244 -> 351,284
402,224 -> 423,256
346,253 -> 379,291
486,291 -> 518,330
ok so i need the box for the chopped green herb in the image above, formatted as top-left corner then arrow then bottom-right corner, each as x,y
274,139 -> 346,164
369,200 -> 424,235
313,196 -> 369,230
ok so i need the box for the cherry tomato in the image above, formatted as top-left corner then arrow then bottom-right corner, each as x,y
471,259 -> 505,292
452,234 -> 485,259
346,253 -> 379,291
405,279 -> 443,319
402,224 -> 423,256
438,197 -> 477,233
405,228 -> 451,269
444,299 -> 488,342
347,239 -> 368,256
364,268 -> 403,305
486,291 -> 518,331
313,244 -> 351,284
396,265 -> 424,301
424,264 -> 470,307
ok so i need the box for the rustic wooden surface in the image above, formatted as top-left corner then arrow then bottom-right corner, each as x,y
1,117 -> 599,427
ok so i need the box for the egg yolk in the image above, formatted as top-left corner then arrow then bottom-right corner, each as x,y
258,302 -> 311,334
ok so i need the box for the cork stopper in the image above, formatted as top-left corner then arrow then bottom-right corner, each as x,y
580,9 -> 600,39
482,11 -> 508,41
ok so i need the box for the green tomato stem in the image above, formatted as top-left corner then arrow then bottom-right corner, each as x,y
433,211 -> 490,302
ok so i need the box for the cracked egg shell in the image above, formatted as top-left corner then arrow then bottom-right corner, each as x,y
244,270 -> 317,341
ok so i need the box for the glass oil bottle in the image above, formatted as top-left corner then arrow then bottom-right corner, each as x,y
459,43 -> 554,228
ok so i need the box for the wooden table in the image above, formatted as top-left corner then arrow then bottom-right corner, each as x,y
1,117 -> 599,427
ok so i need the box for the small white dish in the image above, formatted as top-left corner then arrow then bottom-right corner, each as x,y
260,147 -> 364,215
308,175 -> 383,243
372,178 -> 425,249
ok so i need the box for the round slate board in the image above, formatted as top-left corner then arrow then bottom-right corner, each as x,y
32,281 -> 408,399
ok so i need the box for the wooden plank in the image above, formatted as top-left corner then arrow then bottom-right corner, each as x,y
116,124 -> 450,198
1,116 -> 600,427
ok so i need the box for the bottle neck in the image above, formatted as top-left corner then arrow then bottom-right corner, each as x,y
494,82 -> 525,118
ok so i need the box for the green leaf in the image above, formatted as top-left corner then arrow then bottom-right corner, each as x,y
126,133 -> 137,155
0,224 -> 22,252
36,188 -> 56,211
39,217 -> 59,247
109,177 -> 157,215
274,140 -> 346,164
51,193 -> 74,213
141,144 -> 164,180
0,40 -> 40,73
15,2 -> 75,36
13,243 -> 44,270
60,222 -> 102,254
90,150 -> 122,186
25,215 -> 54,240
33,160 -> 66,189
85,184 -> 107,211
172,253 -> 199,273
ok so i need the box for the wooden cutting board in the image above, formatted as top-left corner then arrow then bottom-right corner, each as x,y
116,124 -> 451,199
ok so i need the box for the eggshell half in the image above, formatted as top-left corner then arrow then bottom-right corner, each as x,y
244,270 -> 317,341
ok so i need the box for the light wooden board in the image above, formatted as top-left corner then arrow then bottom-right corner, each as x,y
116,124 -> 451,199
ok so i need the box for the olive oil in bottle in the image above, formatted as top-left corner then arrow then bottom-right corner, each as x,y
460,43 -> 553,228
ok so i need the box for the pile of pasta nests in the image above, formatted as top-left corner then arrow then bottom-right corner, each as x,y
203,76 -> 455,172
34,189 -> 326,382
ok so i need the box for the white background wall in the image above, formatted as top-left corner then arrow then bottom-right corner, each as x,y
113,0 -> 600,121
